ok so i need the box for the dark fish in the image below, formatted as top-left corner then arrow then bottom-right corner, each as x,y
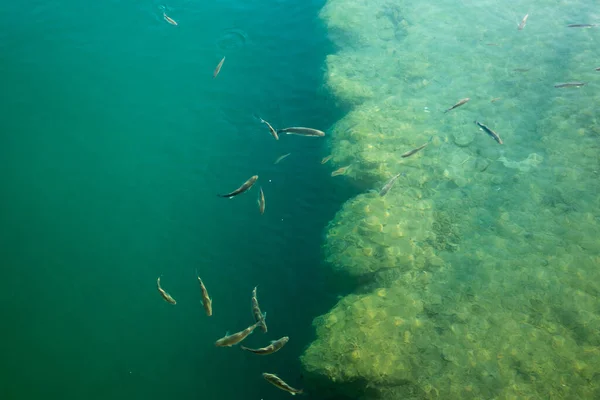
251,286 -> 268,332
444,98 -> 470,113
213,56 -> 226,78
215,320 -> 264,347
554,82 -> 586,88
262,373 -> 304,395
595,67 -> 600,71
518,14 -> 529,30
474,121 -> 503,144
401,137 -> 432,158
197,275 -> 212,316
157,277 -> 176,305
258,187 -> 265,215
241,336 -> 288,355
567,24 -> 597,28
277,127 -> 325,137
379,173 -> 403,197
218,175 -> 258,198
259,117 -> 279,140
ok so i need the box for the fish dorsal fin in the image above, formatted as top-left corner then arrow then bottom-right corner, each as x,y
225,331 -> 230,336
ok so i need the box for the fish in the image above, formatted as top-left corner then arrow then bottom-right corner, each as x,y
567,24 -> 597,28
491,97 -> 502,103
213,56 -> 226,78
157,277 -> 176,305
262,373 -> 304,396
251,286 -> 268,333
277,127 -> 325,137
215,319 -> 264,347
513,68 -> 530,72
331,165 -> 350,177
596,67 -> 600,71
401,137 -> 432,158
444,98 -> 470,113
274,153 -> 291,164
474,121 -> 503,144
197,275 -> 212,316
320,155 -> 333,164
218,175 -> 258,198
242,336 -> 289,355
554,82 -> 586,88
518,14 -> 529,30
259,117 -> 279,140
379,173 -> 403,197
258,187 -> 265,215
163,13 -> 178,26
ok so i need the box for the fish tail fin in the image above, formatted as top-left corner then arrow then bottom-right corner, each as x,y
428,135 -> 434,143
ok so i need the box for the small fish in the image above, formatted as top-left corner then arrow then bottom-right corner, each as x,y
213,56 -> 226,78
242,336 -> 289,355
218,175 -> 258,198
274,153 -> 291,164
401,137 -> 432,158
444,98 -> 470,113
258,187 -> 265,215
251,286 -> 268,332
197,276 -> 212,316
215,320 -> 264,347
567,24 -> 597,28
554,82 -> 586,88
331,165 -> 350,177
513,68 -> 530,72
262,373 -> 304,396
379,173 -> 403,197
320,155 -> 333,164
157,277 -> 176,305
259,118 -> 279,140
163,13 -> 178,26
595,67 -> 600,71
491,97 -> 502,103
486,43 -> 499,46
518,14 -> 529,30
277,127 -> 325,137
474,121 -> 503,144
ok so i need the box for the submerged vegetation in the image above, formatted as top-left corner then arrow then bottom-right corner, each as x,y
303,0 -> 600,398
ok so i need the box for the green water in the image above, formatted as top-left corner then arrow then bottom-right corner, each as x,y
3,0 -> 600,399
0,1 -> 351,399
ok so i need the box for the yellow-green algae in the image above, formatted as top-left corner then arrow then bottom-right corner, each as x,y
305,0 -> 600,398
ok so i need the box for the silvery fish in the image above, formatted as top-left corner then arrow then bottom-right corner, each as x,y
258,187 -> 265,215
277,127 -> 325,137
379,173 -> 403,197
215,319 -> 264,347
518,14 -> 529,30
197,275 -> 212,316
400,138 -> 432,158
218,175 -> 258,198
163,13 -> 177,26
259,118 -> 279,140
474,121 -> 503,144
554,82 -> 586,88
251,286 -> 268,332
444,98 -> 470,113
262,373 -> 304,395
213,56 -> 226,78
274,153 -> 291,164
241,336 -> 288,355
157,277 -> 176,305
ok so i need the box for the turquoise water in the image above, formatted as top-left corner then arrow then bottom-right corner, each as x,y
0,1 -> 352,399
4,0 -> 600,399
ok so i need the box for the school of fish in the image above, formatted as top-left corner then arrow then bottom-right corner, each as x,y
153,7 -> 598,397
